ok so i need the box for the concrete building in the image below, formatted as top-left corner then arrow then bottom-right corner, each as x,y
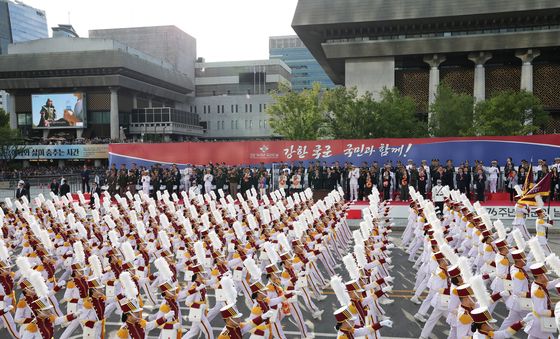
269,35 -> 335,92
194,59 -> 291,139
89,26 -> 197,80
52,24 -> 79,38
0,36 -> 202,141
292,0 -> 560,118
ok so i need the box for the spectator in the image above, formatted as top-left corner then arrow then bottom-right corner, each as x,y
456,167 -> 469,194
505,170 -> 518,202
475,168 -> 486,202
50,178 -> 59,195
417,167 -> 427,198
15,180 -> 27,200
89,181 -> 101,208
141,170 -> 151,196
487,160 -> 500,193
59,179 -> 70,197
381,168 -> 391,201
81,165 -> 90,193
551,167 -> 559,201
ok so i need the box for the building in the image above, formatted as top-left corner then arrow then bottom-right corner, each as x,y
292,0 -> 560,120
52,24 -> 79,38
194,59 -> 291,139
89,26 -> 197,80
0,0 -> 48,113
269,35 -> 335,92
0,36 -> 202,142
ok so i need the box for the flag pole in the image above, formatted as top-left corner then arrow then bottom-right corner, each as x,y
546,192 -> 552,239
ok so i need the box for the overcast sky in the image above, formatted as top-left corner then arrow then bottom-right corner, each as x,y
23,0 -> 299,62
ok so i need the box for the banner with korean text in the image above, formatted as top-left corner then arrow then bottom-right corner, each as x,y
15,144 -> 108,160
108,135 -> 560,168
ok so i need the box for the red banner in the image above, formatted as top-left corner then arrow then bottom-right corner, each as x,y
109,135 -> 560,168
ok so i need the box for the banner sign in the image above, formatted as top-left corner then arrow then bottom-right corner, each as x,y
15,144 -> 108,160
109,135 -> 560,169
351,205 -> 560,220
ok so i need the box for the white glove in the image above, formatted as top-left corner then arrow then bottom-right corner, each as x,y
57,280 -> 66,288
165,311 -> 175,321
382,286 -> 393,293
384,276 -> 394,283
385,258 -> 392,264
379,319 -> 393,328
262,310 -> 274,319
522,313 -> 533,324
500,290 -> 511,298
370,267 -> 379,277
386,244 -> 395,249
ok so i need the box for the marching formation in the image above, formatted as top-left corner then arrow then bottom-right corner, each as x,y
0,182 -> 395,339
403,186 -> 560,338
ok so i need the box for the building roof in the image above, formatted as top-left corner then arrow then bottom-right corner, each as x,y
292,0 -> 560,26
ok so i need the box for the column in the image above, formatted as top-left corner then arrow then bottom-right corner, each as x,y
110,87 -> 120,140
76,129 -> 84,139
132,93 -> 138,109
7,93 -> 16,130
468,52 -> 492,102
515,49 -> 540,92
423,54 -> 446,109
148,96 -> 153,108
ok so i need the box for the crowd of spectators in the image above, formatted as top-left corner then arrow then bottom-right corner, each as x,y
6,156 -> 560,203
66,157 -> 559,203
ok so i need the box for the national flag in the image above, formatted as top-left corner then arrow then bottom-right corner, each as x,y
517,172 -> 551,206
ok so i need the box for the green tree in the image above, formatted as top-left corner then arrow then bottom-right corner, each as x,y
0,108 -> 10,128
473,90 -> 549,135
323,87 -> 377,139
429,84 -> 474,136
0,126 -> 26,165
375,87 -> 428,138
267,82 -> 329,140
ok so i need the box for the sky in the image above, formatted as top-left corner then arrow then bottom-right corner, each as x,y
23,0 -> 299,62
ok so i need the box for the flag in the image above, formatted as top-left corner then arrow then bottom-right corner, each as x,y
517,172 -> 552,206
522,164 -> 534,194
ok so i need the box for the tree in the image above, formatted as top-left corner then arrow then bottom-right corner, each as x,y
267,82 -> 329,140
323,87 -> 377,139
429,84 -> 474,136
473,90 -> 549,135
375,87 -> 428,138
0,108 -> 9,128
0,126 -> 27,165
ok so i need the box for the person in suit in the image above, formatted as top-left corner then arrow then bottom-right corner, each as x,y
475,168 -> 486,202
81,165 -> 90,193
59,178 -> 70,197
15,180 -> 27,200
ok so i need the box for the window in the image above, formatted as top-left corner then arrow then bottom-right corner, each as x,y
194,106 -> 197,114
264,120 -> 268,129
235,120 -> 239,129
222,105 -> 225,113
259,120 -> 262,128
213,90 -> 216,96
203,106 -> 207,114
259,104 -> 262,112
235,105 -> 239,113
221,121 -> 225,129
217,105 -> 220,114
231,105 -> 234,113
244,120 -> 248,129
208,121 -> 211,130
245,104 -> 248,113
250,120 -> 253,129
249,104 -> 252,113
263,104 -> 267,110
231,120 -> 234,129
207,105 -> 211,114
